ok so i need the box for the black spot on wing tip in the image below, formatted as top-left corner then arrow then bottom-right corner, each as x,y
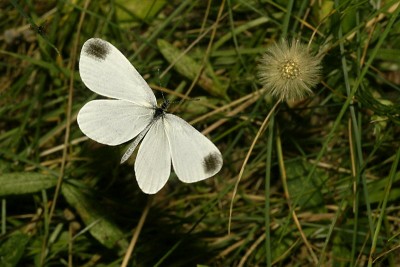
84,38 -> 110,61
203,152 -> 222,175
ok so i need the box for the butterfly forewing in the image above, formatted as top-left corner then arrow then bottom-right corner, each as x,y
79,38 -> 156,106
164,114 -> 223,183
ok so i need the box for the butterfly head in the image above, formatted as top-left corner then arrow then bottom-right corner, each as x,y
153,99 -> 170,119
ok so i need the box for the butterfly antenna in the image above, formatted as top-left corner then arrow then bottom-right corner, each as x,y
170,98 -> 200,105
156,68 -> 168,105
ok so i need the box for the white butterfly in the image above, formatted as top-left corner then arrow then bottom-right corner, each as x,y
77,38 -> 223,194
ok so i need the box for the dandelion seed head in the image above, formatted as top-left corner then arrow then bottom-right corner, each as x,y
280,59 -> 300,79
257,39 -> 322,101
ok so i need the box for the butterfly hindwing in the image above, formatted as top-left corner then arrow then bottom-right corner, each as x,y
77,99 -> 154,145
135,118 -> 171,194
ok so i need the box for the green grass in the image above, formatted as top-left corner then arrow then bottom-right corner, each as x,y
1,0 -> 400,266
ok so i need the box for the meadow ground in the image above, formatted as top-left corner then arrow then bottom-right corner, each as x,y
1,1 -> 400,266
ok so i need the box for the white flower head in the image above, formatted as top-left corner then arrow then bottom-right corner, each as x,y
257,39 -> 322,101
